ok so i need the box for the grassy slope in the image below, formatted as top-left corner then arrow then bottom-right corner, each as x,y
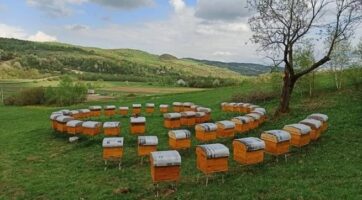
0,84 -> 361,199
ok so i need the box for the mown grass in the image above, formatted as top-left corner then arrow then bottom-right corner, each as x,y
0,80 -> 361,199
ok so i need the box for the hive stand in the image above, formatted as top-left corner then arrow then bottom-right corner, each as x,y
102,137 -> 124,171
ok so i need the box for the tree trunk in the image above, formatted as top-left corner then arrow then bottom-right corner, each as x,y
276,71 -> 296,115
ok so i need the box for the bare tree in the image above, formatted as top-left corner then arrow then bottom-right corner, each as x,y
329,39 -> 351,90
248,0 -> 362,114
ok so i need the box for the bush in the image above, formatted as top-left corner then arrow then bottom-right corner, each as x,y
231,91 -> 278,103
4,87 -> 45,106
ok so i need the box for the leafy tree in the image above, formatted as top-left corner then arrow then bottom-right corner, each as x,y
329,40 -> 351,90
294,43 -> 316,97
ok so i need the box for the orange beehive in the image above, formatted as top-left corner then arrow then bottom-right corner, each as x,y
231,116 -> 252,134
234,103 -> 244,113
104,105 -> 116,117
197,107 -> 212,122
242,103 -> 252,113
138,136 -> 158,156
82,121 -> 102,136
159,104 -> 169,113
172,102 -> 183,112
180,111 -> 196,126
261,130 -> 291,156
50,112 -> 63,130
307,113 -> 329,132
163,113 -> 182,129
150,150 -> 181,183
216,120 -> 236,138
55,116 -> 74,133
66,120 -> 83,135
252,107 -> 267,123
226,103 -> 236,112
119,106 -> 129,116
102,137 -> 123,169
182,102 -> 193,111
196,143 -> 229,175
89,106 -> 102,117
195,112 -> 206,123
191,105 -> 199,112
299,119 -> 323,141
69,110 -> 81,119
249,105 -> 260,112
168,130 -> 191,150
283,124 -> 311,147
146,103 -> 155,114
233,137 -> 265,165
132,104 -> 142,115
195,123 -> 217,142
221,102 -> 228,112
103,121 -> 121,136
78,109 -> 91,119
246,113 -> 262,129
130,117 -> 146,134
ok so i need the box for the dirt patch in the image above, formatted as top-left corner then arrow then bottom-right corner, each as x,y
87,94 -> 115,102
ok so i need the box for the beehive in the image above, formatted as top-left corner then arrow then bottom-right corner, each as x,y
102,137 -> 123,169
172,102 -> 183,112
195,123 -> 217,141
138,136 -> 158,156
103,122 -> 121,136
307,113 -> 328,132
233,137 -> 265,165
283,124 -> 311,147
55,116 -> 74,133
242,103 -> 252,113
221,102 -> 228,112
180,111 -> 196,126
249,105 -> 260,112
196,143 -> 229,174
89,105 -> 102,117
235,103 -> 244,113
195,112 -> 206,123
82,121 -> 102,136
132,104 -> 142,115
78,109 -> 91,119
252,107 -> 267,123
69,110 -> 81,119
150,150 -> 181,183
231,116 -> 252,133
216,120 -> 236,138
168,129 -> 191,150
261,130 -> 291,156
197,107 -> 212,122
104,105 -> 116,117
59,109 -> 71,116
66,120 -> 83,135
191,105 -> 199,112
183,102 -> 193,111
119,106 -> 129,116
50,112 -> 63,130
246,113 -> 262,129
146,103 -> 155,114
299,119 -> 322,141
227,103 -> 236,112
163,113 -> 182,129
130,117 -> 146,134
159,104 -> 169,113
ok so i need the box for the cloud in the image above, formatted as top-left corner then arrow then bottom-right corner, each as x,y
89,0 -> 154,9
213,51 -> 234,56
195,0 -> 251,21
28,31 -> 58,42
0,24 -> 27,39
65,24 -> 90,31
26,0 -> 86,17
169,0 -> 186,13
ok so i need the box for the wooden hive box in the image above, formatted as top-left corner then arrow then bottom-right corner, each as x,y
132,104 -> 142,115
242,103 -> 252,113
299,119 -> 323,141
235,103 -> 244,113
197,107 -> 212,122
103,121 -> 121,136
163,113 -> 182,129
216,120 -> 236,138
159,104 -> 169,114
191,105 -> 199,112
69,110 -> 81,119
150,150 -> 181,183
195,112 -> 206,124
307,113 -> 328,132
130,117 -> 146,134
261,130 -> 291,156
182,102 -> 193,111
89,105 -> 102,117
221,102 -> 228,112
227,103 -> 236,112
66,120 -> 83,135
233,137 -> 265,165
283,124 -> 311,147
55,116 -> 74,133
102,137 -> 124,161
246,113 -> 262,129
196,143 -> 229,175
104,105 -> 116,117
172,102 -> 183,112
138,136 -> 158,156
50,112 -> 63,130
195,123 -> 217,142
168,129 -> 192,150
78,109 -> 91,119
82,121 -> 102,136
180,111 -> 196,126
146,103 -> 155,114
231,116 -> 252,134
252,108 -> 267,123
249,105 -> 260,112
119,106 -> 129,116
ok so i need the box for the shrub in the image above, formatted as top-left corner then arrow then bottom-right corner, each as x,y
231,91 -> 278,103
4,87 -> 45,106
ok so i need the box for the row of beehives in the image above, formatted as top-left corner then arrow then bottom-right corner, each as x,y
101,113 -> 328,185
221,102 -> 264,113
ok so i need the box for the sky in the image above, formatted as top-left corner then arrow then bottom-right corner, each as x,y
0,0 -> 361,64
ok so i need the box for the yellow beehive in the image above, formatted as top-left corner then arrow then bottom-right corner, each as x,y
195,123 -> 217,142
242,103 -> 251,113
261,130 -> 291,156
69,110 -> 81,119
150,150 -> 181,183
130,117 -> 146,134
299,119 -> 323,141
138,136 -> 158,156
50,112 -> 63,130
197,107 -> 212,122
221,102 -> 228,112
231,116 -> 252,134
55,115 -> 74,133
216,120 -> 236,138
104,105 -> 116,117
89,106 -> 102,117
252,107 -> 267,123
246,113 -> 262,129
195,112 -> 206,124
132,104 -> 142,115
180,111 -> 196,126
233,137 -> 265,165
307,113 -> 329,132
191,105 -> 199,112
163,113 -> 182,129
226,103 -> 236,112
78,109 -> 91,119
82,121 -> 102,136
119,106 -> 129,116
146,103 -> 155,114
159,104 -> 169,114
235,103 -> 244,113
196,143 -> 229,175
283,124 -> 311,147
103,121 -> 121,136
102,137 -> 123,169
168,130 -> 192,150
172,102 -> 183,112
182,102 -> 193,111
66,120 -> 83,135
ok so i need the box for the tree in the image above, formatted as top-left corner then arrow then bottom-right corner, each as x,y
329,40 -> 351,90
248,0 -> 362,114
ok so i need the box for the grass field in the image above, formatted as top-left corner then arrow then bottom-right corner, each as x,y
0,78 -> 361,199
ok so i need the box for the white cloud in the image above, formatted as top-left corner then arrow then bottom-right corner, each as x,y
213,51 -> 234,56
28,31 -> 57,42
169,0 -> 186,13
26,0 -> 85,17
0,24 -> 27,39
